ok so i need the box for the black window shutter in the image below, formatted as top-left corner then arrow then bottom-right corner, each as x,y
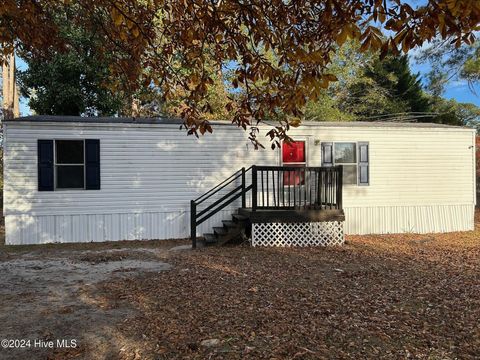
38,140 -> 54,191
321,142 -> 333,167
85,139 -> 101,190
358,142 -> 369,186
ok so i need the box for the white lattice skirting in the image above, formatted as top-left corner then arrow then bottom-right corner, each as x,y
252,221 -> 345,247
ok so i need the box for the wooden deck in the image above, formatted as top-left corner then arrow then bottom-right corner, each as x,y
191,165 -> 344,247
239,208 -> 345,223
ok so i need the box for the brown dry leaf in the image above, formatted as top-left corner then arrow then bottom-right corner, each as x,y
87,210 -> 480,359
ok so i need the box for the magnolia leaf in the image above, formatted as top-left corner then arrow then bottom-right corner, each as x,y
111,9 -> 123,27
336,27 -> 349,46
289,118 -> 301,127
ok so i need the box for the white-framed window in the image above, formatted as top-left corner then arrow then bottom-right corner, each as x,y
334,142 -> 357,185
321,141 -> 370,186
54,140 -> 85,189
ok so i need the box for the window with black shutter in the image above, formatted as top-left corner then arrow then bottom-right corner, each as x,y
37,139 -> 100,191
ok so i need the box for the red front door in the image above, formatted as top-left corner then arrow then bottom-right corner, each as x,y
282,141 -> 305,186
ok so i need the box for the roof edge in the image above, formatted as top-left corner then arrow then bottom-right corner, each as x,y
3,115 -> 473,130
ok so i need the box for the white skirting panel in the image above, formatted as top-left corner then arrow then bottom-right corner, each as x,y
344,204 -> 475,235
5,209 -> 233,245
5,204 -> 475,244
252,221 -> 345,247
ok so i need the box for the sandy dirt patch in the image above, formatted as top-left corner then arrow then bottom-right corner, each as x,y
0,240 -> 188,360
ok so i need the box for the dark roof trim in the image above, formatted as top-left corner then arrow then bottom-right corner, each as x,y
4,115 -> 469,129
5,115 -> 184,125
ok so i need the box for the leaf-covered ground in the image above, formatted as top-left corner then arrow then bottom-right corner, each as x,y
1,212 -> 478,359
87,211 -> 480,360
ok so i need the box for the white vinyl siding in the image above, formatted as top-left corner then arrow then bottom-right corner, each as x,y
3,121 -> 476,244
4,123 -> 273,216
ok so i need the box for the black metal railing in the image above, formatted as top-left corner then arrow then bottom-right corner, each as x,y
190,166 -> 253,248
251,165 -> 343,211
190,165 -> 343,248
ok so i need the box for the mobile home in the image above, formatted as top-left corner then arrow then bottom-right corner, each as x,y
3,116 -> 476,245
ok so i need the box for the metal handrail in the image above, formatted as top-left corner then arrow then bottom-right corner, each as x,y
196,184 -> 253,226
251,165 -> 343,211
190,165 -> 343,248
194,165 -> 253,204
191,166 -> 253,248
194,172 -> 241,204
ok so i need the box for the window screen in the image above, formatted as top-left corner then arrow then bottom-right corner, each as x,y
56,165 -> 85,188
55,140 -> 85,189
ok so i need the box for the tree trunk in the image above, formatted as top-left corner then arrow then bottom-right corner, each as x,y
2,52 -> 20,119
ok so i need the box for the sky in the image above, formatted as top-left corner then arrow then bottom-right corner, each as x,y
16,57 -> 30,116
405,0 -> 480,106
409,47 -> 480,107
